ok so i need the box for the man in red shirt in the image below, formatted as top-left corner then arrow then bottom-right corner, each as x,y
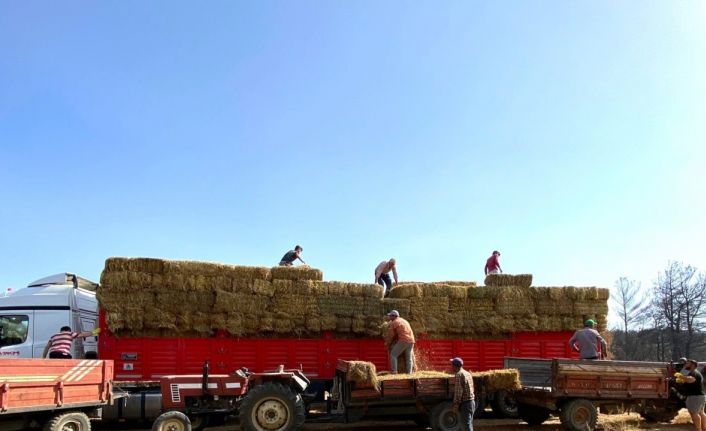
386,310 -> 415,373
484,250 -> 502,275
43,326 -> 99,359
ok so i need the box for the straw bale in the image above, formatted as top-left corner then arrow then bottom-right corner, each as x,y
574,301 -> 609,316
378,371 -> 451,382
271,295 -> 313,316
224,314 -> 244,336
362,297 -> 383,316
346,361 -> 378,389
156,291 -> 215,311
320,314 -> 338,331
270,265 -> 323,281
347,283 -> 384,298
352,317 -> 367,334
105,308 -> 144,331
409,320 -> 426,334
535,298 -> 573,315
253,279 -> 275,297
410,297 -> 449,315
259,313 -> 274,332
446,313 -> 465,333
317,296 -> 363,317
336,317 -> 352,333
484,274 -> 533,288
99,271 -> 129,291
214,290 -> 270,313
381,298 -> 411,316
273,318 -> 295,334
230,280 -> 251,294
467,287 -> 498,299
473,369 -> 521,391
272,280 -> 294,294
421,284 -> 467,299
596,288 -> 610,301
366,320 -> 383,337
323,281 -> 347,296
293,280 -> 318,295
144,310 -> 177,330
305,317 -> 322,332
388,284 -> 422,299
435,281 -> 477,287
494,287 -> 535,315
209,313 -> 227,330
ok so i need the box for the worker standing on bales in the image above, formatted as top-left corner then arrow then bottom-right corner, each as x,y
375,258 -> 398,297
386,310 -> 415,374
43,326 -> 100,359
678,359 -> 706,431
484,250 -> 502,275
450,357 -> 475,431
569,319 -> 608,360
279,245 -> 306,266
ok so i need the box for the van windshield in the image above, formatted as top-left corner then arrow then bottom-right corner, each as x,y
0,315 -> 29,347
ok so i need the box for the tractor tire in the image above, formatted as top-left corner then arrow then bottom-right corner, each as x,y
473,396 -> 486,419
152,411 -> 191,431
639,408 -> 680,423
413,414 -> 431,428
188,415 -> 209,431
491,390 -> 519,418
560,399 -> 598,431
517,403 -> 551,426
43,411 -> 91,431
239,381 -> 306,431
430,401 -> 461,431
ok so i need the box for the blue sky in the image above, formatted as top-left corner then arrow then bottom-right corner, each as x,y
1,2 -> 705,305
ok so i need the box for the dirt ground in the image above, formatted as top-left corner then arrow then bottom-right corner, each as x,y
189,410 -> 697,431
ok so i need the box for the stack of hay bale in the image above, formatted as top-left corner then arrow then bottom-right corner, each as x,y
98,257 -> 608,339
387,273 -> 609,337
99,257 -> 382,337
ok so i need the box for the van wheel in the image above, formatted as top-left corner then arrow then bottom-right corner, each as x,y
43,411 -> 91,431
560,399 -> 597,431
152,411 -> 192,431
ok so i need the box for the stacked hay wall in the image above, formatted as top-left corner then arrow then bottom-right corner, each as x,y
99,258 -> 608,339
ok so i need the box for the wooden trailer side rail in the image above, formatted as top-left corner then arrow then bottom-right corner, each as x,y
0,359 -> 114,415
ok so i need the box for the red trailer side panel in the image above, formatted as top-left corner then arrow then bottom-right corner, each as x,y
0,359 -> 113,414
99,311 -> 577,381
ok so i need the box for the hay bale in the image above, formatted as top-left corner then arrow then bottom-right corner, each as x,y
320,314 -> 338,331
270,265 -> 323,281
317,296 -> 363,317
347,283 -> 384,298
362,297 -> 383,316
484,274 -> 533,288
352,317 -> 367,334
305,317 -> 322,332
144,310 -> 177,330
381,298 -> 411,316
421,284 -> 467,299
494,287 -> 535,315
346,361 -> 378,389
214,290 -> 270,313
322,281 -> 347,296
473,369 -> 521,391
157,291 -> 215,311
253,279 -> 275,297
336,317 -> 353,333
388,284 -> 422,299
271,295 -> 313,316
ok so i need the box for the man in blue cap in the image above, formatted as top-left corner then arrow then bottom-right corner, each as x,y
450,357 -> 475,431
569,319 -> 608,360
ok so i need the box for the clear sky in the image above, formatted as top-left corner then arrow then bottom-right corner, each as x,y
1,2 -> 705,304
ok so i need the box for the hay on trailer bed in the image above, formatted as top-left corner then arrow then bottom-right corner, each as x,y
346,361 -> 379,389
484,274 -> 533,288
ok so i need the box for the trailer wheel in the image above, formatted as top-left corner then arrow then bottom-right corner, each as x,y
43,411 -> 91,431
491,390 -> 519,418
430,401 -> 461,431
239,381 -> 306,431
518,403 -> 551,426
152,411 -> 192,431
560,399 -> 597,431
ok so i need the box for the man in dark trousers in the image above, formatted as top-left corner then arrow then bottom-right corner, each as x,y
679,359 -> 706,431
279,245 -> 306,266
450,357 -> 475,431
569,319 -> 608,360
484,250 -> 502,275
375,258 -> 398,297
43,326 -> 99,359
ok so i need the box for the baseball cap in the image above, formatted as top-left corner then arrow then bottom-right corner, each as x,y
387,310 -> 400,317
584,319 -> 596,327
450,357 -> 464,367
677,357 -> 688,364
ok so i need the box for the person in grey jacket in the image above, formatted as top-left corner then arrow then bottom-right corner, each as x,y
569,319 -> 608,360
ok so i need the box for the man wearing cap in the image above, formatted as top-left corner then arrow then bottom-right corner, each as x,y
679,359 -> 706,431
386,310 -> 415,374
450,357 -> 475,431
484,251 -> 502,275
375,259 -> 398,297
569,319 -> 608,360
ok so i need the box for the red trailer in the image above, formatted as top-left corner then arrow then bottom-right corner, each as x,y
0,358 -> 115,431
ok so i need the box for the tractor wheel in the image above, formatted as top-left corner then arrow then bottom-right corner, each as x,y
152,411 -> 191,431
491,390 -> 519,418
473,396 -> 486,419
517,403 -> 551,426
560,399 -> 598,431
188,415 -> 209,431
43,411 -> 91,431
413,414 -> 430,428
239,381 -> 306,431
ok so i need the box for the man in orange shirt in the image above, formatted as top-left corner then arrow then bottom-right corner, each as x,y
386,310 -> 415,374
